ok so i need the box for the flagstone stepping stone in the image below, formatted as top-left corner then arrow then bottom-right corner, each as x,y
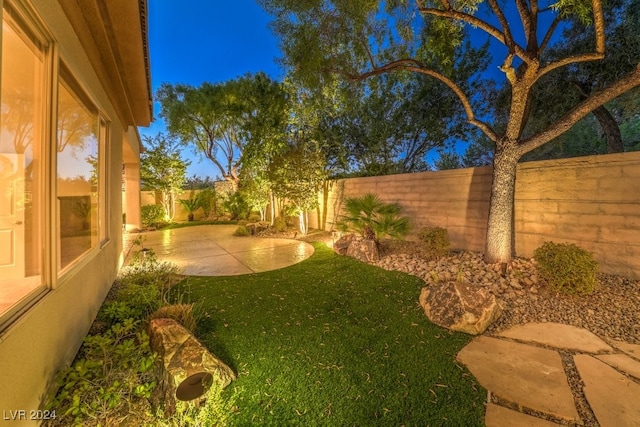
457,336 -> 580,422
596,354 -> 640,380
497,323 -> 612,353
485,403 -> 561,426
574,354 -> 640,427
611,340 -> 640,360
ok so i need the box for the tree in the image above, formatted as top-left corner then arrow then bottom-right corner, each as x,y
260,0 -> 640,263
485,0 -> 640,158
157,72 -> 288,185
140,134 -> 189,221
334,51 -> 488,176
434,150 -> 463,170
268,139 -> 327,234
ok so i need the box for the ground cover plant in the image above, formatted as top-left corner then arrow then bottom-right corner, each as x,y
44,243 -> 233,426
175,243 -> 486,425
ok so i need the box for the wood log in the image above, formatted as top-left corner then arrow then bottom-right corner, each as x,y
149,318 -> 236,414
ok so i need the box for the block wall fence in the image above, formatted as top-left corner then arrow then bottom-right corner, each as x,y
310,151 -> 640,279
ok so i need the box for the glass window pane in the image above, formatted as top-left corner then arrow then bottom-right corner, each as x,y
0,12 -> 46,316
57,81 -> 99,270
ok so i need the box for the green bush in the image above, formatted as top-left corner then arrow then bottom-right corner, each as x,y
141,204 -> 165,227
418,226 -> 450,258
198,187 -> 216,218
222,191 -> 250,220
46,319 -> 156,426
46,252 -> 186,426
233,225 -> 250,236
273,216 -> 287,232
534,241 -> 598,295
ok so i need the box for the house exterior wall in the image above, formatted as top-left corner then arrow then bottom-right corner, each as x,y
0,0 -> 147,421
312,151 -> 640,279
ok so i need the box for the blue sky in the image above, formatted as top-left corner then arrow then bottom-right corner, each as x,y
139,1 -> 282,178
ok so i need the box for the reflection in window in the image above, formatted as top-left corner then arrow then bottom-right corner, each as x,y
57,80 -> 99,270
0,9 -> 46,317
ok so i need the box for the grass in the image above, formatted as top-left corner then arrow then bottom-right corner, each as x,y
173,243 -> 486,426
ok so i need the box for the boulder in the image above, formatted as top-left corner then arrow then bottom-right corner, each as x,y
246,221 -> 269,235
346,237 -> 380,263
419,282 -> 502,335
333,234 -> 355,255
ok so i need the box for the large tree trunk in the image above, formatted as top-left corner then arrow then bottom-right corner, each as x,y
484,143 -> 520,264
591,106 -> 624,153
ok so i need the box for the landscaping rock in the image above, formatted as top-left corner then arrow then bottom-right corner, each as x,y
346,237 -> 380,262
246,221 -> 269,235
419,282 -> 502,334
333,234 -> 355,255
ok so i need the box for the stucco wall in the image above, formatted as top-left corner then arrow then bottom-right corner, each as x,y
0,0 -> 130,422
312,151 -> 640,279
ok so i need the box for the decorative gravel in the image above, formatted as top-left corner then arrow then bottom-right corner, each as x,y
374,247 -> 640,344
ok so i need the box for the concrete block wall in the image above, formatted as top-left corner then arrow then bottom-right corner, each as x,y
313,151 -> 640,279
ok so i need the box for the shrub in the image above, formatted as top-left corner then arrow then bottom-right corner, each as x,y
273,216 -> 287,232
102,283 -> 162,326
198,187 -> 216,218
150,303 -> 197,333
337,193 -> 410,240
121,246 -> 180,294
46,319 -> 156,426
534,241 -> 598,295
418,226 -> 450,258
141,204 -> 165,227
222,191 -> 250,220
233,225 -> 250,236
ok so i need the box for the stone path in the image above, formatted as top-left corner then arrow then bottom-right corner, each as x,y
457,323 -> 640,426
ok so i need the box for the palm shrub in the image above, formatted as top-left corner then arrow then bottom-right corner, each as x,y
337,193 -> 410,241
178,191 -> 202,221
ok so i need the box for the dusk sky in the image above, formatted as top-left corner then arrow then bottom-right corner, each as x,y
139,1 -> 282,178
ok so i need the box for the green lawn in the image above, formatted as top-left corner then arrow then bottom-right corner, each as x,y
174,243 -> 486,426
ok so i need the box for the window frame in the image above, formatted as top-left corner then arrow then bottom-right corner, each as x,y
0,0 -> 112,329
0,0 -> 55,329
55,65 -> 106,275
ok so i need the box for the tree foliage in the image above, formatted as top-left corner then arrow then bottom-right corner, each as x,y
260,0 -> 640,263
268,139 -> 327,234
157,72 -> 288,184
140,134 -> 189,221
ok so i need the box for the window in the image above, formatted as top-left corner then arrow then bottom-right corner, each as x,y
0,3 -> 48,318
1,0 -> 110,326
56,75 -> 103,270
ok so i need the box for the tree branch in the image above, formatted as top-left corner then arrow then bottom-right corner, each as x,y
539,15 -> 561,54
519,64 -> 640,154
348,59 -> 499,143
417,6 -> 527,60
538,52 -> 605,79
539,0 -> 606,77
514,0 -> 532,45
487,0 -> 515,51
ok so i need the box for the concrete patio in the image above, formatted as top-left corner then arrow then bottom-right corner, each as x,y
123,224 -> 315,276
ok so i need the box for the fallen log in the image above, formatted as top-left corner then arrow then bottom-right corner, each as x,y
149,318 -> 236,414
